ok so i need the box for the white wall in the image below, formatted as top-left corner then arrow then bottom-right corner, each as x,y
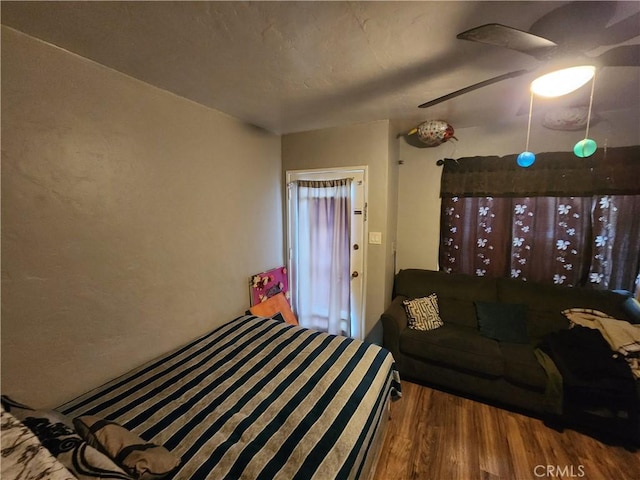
383,122 -> 400,339
396,109 -> 640,272
282,121 -> 398,343
1,27 -> 283,407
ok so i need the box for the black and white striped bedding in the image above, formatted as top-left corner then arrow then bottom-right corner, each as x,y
59,315 -> 402,479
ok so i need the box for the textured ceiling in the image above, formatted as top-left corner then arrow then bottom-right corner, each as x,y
2,1 -> 639,135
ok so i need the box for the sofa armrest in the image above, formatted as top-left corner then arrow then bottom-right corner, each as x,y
381,295 -> 408,362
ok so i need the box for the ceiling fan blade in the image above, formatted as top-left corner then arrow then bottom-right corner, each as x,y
528,1 -> 616,51
597,45 -> 640,67
597,12 -> 640,46
418,69 -> 529,109
457,23 -> 558,60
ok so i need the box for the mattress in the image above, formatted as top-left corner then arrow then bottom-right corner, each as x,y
59,315 -> 402,479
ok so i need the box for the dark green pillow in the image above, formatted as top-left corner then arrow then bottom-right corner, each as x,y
475,301 -> 529,344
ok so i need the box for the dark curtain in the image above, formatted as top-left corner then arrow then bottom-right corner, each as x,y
440,195 -> 639,291
440,196 -> 510,278
589,195 -> 640,291
439,146 -> 640,292
508,196 -> 592,286
440,146 -> 640,198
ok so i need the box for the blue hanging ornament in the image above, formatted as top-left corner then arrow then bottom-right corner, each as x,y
517,92 -> 536,168
517,151 -> 536,167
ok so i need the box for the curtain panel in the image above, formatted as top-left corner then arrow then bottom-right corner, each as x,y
589,195 -> 640,291
439,196 -> 511,277
295,178 -> 352,336
508,196 -> 593,286
440,195 -> 640,292
440,145 -> 640,198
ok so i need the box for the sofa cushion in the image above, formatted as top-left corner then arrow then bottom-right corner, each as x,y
499,343 -> 548,391
403,294 -> 444,331
394,269 -> 498,328
497,277 -> 631,322
526,310 -> 570,345
437,296 -> 479,329
476,302 -> 529,344
400,324 -> 503,377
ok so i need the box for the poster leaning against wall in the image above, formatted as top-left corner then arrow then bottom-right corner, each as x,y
249,266 -> 290,307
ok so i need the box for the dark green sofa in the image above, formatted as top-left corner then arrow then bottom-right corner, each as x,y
381,269 -> 638,440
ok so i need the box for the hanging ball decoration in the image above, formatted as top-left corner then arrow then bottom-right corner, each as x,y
517,151 -> 536,168
573,138 -> 597,158
413,120 -> 457,147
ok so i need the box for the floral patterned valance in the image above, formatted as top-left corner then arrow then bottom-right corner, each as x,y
440,145 -> 640,197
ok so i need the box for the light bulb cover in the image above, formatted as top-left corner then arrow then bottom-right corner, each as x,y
517,151 -> 536,167
573,138 -> 597,158
531,65 -> 596,97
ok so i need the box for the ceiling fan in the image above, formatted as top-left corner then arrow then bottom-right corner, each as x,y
418,1 -> 640,109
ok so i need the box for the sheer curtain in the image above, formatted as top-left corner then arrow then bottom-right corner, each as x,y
295,179 -> 352,335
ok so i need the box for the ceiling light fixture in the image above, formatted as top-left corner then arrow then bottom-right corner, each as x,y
530,65 -> 596,97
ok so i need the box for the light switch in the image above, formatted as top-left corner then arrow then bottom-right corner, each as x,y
369,231 -> 382,245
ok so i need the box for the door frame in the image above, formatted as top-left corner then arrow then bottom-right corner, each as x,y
285,166 -> 368,340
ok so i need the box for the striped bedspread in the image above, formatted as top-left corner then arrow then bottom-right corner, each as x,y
59,315 -> 402,479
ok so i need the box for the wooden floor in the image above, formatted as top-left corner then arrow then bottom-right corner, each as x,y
373,381 -> 640,480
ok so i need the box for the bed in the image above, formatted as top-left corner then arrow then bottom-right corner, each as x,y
58,314 -> 402,479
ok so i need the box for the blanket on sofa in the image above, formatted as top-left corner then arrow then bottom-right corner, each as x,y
539,326 -> 638,435
533,349 -> 564,416
563,308 -> 640,379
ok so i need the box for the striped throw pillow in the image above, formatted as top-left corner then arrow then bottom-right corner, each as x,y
403,294 -> 444,331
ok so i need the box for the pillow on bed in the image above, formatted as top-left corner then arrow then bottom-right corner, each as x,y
249,292 -> 298,325
74,415 -> 181,480
403,294 -> 444,331
1,405 -> 76,480
1,396 -> 134,480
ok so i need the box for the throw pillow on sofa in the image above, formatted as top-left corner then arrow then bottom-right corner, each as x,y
403,294 -> 444,331
475,301 -> 529,344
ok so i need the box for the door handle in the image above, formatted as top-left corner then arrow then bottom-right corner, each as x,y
351,271 -> 359,278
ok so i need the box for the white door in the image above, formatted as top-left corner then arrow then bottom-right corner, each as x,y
286,167 -> 367,339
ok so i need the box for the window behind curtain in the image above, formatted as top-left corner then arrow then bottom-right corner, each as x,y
295,179 -> 352,335
439,146 -> 640,293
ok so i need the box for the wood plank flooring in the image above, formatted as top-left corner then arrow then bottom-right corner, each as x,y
373,381 -> 640,480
